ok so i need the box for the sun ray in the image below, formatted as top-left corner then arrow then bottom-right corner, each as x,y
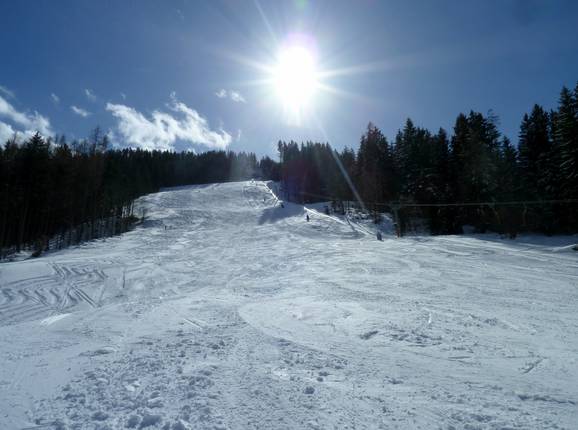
316,82 -> 376,106
309,111 -> 369,214
226,78 -> 277,88
316,60 -> 394,79
253,0 -> 278,46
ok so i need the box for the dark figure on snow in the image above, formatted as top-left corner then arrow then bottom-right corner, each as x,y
306,214 -> 310,222
376,231 -> 382,241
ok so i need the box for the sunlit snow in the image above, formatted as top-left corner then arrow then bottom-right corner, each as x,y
0,181 -> 577,429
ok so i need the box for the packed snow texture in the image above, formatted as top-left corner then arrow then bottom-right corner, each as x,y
0,181 -> 577,429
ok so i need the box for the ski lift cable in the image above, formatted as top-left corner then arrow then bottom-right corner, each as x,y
297,191 -> 578,208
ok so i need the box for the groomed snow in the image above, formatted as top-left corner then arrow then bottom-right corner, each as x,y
0,181 -> 577,429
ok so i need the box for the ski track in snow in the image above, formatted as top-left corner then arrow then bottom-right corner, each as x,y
0,180 -> 577,430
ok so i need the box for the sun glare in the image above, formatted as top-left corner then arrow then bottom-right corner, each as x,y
273,45 -> 318,115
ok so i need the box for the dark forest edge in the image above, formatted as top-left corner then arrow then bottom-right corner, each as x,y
278,82 -> 578,237
0,129 -> 280,259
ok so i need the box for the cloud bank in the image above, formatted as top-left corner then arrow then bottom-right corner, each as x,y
0,94 -> 52,143
106,97 -> 232,151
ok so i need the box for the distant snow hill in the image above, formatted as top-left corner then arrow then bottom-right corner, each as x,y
1,181 -> 577,430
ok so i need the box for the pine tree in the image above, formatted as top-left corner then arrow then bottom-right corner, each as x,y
555,85 -> 578,198
518,105 -> 551,199
497,137 -> 518,200
356,123 -> 393,209
450,111 -> 501,204
393,118 -> 417,198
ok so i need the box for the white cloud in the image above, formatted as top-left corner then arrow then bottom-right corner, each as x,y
215,89 -> 246,103
85,88 -> 97,102
230,91 -> 246,103
106,96 -> 232,151
0,121 -> 16,144
0,85 -> 15,99
0,95 -> 52,140
71,105 -> 91,117
120,92 -> 127,100
51,93 -> 60,104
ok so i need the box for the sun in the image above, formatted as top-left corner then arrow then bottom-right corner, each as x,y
226,28 -> 384,126
272,45 -> 318,116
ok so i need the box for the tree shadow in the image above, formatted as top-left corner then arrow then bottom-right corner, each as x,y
258,203 -> 304,225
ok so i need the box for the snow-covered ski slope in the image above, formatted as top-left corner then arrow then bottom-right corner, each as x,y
1,181 -> 577,430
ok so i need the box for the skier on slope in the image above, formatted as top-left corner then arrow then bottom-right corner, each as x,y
376,230 -> 382,241
306,214 -> 310,222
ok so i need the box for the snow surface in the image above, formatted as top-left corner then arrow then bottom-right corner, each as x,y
0,180 -> 577,429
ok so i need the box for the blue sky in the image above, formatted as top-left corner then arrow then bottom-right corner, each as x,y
1,0 -> 577,157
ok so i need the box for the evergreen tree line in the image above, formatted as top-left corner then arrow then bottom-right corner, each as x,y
0,129 -> 280,256
278,83 -> 578,236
